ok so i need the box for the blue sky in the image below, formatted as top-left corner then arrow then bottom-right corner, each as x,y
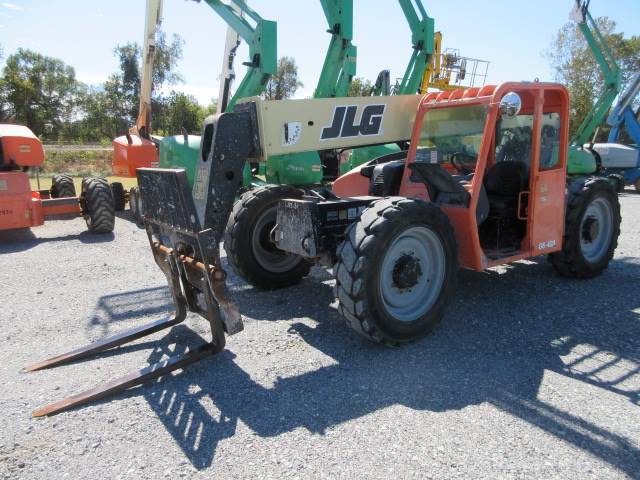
1,0 -> 638,105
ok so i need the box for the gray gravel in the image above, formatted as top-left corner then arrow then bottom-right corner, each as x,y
1,192 -> 639,480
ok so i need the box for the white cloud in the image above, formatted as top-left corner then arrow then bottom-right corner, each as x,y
2,2 -> 22,11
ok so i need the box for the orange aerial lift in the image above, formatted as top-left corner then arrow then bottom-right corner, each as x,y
0,124 -> 114,233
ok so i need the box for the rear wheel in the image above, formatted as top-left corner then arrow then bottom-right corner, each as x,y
549,177 -> 620,278
224,185 -> 311,289
82,177 -> 115,233
635,178 -> 640,192
111,182 -> 126,211
334,197 -> 458,345
50,174 -> 76,198
607,173 -> 625,193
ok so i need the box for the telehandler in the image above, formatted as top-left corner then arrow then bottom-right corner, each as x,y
27,80 -> 621,416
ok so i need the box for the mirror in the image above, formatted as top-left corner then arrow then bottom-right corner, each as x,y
499,92 -> 522,118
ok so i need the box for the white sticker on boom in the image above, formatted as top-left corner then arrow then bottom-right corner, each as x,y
282,122 -> 302,146
0,179 -> 6,191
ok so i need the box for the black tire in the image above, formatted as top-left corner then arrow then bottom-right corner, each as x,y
224,185 -> 311,289
129,186 -> 140,219
111,182 -> 126,211
333,197 -> 458,345
82,177 -> 115,233
50,174 -> 76,198
607,173 -> 625,193
549,177 -> 620,278
635,178 -> 640,193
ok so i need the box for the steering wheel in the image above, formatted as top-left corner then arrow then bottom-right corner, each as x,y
450,152 -> 476,175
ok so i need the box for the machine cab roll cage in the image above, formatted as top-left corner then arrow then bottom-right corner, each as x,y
396,82 -> 570,270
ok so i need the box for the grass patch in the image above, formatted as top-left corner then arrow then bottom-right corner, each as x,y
40,149 -> 113,177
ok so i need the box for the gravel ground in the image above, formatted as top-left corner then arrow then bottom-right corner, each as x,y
1,192 -> 639,479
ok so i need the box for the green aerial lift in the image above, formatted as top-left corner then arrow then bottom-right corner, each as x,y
157,0 -> 277,188
567,0 -> 621,175
346,0 -> 434,170
159,0 -> 357,188
264,0 -> 357,186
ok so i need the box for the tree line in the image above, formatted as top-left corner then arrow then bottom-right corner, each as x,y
0,33 -> 217,143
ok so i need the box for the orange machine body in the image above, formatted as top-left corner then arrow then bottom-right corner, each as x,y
0,125 -> 81,231
0,124 -> 45,168
334,82 -> 570,272
112,134 -> 159,178
0,172 -> 44,229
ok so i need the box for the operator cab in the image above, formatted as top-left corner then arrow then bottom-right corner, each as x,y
346,84 -> 567,268
408,86 -> 567,267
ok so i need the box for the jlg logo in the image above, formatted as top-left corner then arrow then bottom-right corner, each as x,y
320,104 -> 385,140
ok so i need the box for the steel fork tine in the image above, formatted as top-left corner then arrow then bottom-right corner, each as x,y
23,308 -> 186,373
32,342 -> 217,417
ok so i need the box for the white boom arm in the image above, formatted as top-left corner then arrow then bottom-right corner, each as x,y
217,1 -> 243,112
134,0 -> 164,136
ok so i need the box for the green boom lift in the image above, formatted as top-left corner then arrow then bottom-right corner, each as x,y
159,0 -> 357,188
158,0 -> 277,187
567,0 -> 621,175
346,0 -> 434,171
265,0 -> 357,185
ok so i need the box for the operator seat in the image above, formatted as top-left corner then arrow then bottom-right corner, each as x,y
483,161 -> 529,218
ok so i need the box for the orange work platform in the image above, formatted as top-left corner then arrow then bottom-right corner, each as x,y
0,124 -> 45,167
112,135 -> 158,178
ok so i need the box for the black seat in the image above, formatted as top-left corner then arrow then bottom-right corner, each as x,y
409,163 -> 490,225
483,161 -> 529,218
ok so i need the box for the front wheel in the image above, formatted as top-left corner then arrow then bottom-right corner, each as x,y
549,177 -> 620,278
607,173 -> 625,193
334,197 -> 458,345
224,185 -> 311,289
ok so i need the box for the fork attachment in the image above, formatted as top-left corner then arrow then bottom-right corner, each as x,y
27,109 -> 257,416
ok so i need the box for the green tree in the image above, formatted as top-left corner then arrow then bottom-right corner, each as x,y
264,57 -> 303,100
107,30 -> 184,128
0,48 -> 80,138
348,77 -> 373,97
546,17 -> 640,140
154,91 -> 211,135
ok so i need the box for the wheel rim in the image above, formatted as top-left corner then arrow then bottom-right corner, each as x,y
251,206 -> 302,273
379,225 -> 446,322
580,197 -> 614,263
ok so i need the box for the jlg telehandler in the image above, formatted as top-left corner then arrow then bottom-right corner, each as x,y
27,80 -> 621,416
